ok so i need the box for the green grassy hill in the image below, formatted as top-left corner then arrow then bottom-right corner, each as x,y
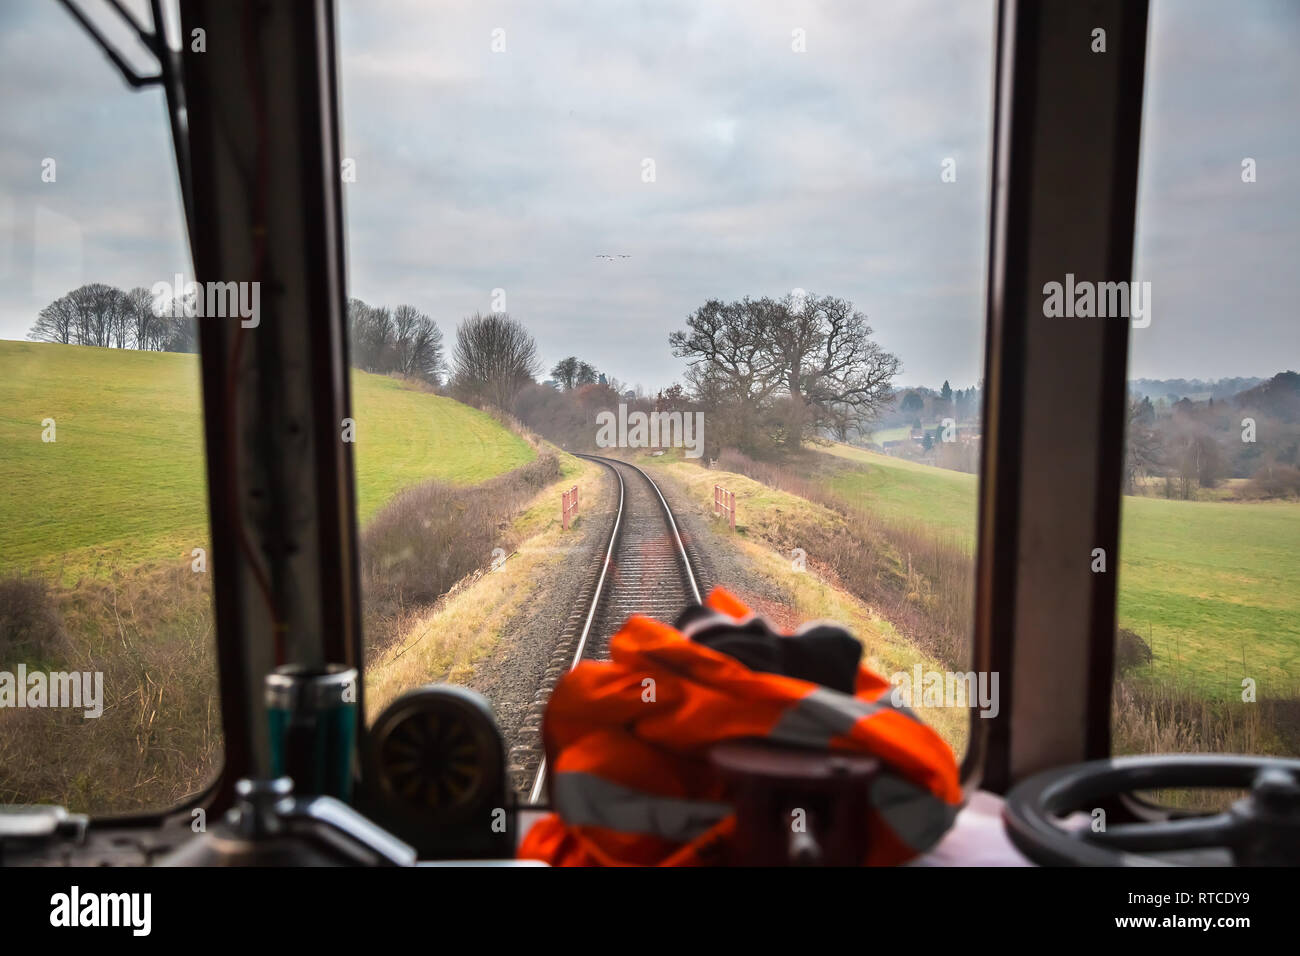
0,340 -> 534,580
818,442 -> 1300,694
821,442 -> 978,541
865,425 -> 914,444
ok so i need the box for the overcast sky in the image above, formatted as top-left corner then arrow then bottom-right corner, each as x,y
1,0 -> 1295,389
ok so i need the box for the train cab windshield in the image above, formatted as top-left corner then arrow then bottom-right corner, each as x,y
0,0 -> 1298,937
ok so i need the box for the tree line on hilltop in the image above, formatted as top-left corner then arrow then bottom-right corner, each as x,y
29,284 -> 905,461
1124,372 -> 1300,499
516,292 -> 904,459
43,282 -> 1293,502
28,283 -> 198,352
26,284 -> 539,396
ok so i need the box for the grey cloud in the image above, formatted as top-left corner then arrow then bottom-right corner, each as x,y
2,0 -> 1295,390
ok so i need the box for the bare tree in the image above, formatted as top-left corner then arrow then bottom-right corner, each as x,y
28,294 -> 77,344
123,287 -> 155,350
160,311 -> 199,352
398,310 -> 446,384
1169,424 -> 1225,498
109,292 -> 132,349
776,293 -> 900,447
1123,394 -> 1162,493
68,283 -> 128,347
671,293 -> 899,450
28,284 -> 130,348
347,300 -> 444,384
348,299 -> 395,373
672,300 -> 780,400
391,303 -> 420,351
451,312 -> 541,411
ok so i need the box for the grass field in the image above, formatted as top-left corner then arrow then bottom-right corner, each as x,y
0,340 -> 534,580
1116,496 -> 1300,695
866,425 -> 914,444
820,442 -> 978,541
816,441 -> 1300,694
365,453 -> 605,719
350,374 -> 535,521
650,455 -> 970,754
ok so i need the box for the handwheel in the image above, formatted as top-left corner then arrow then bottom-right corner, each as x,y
367,685 -> 505,825
1002,755 -> 1300,866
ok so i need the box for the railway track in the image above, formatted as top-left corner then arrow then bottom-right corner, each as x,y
523,454 -> 703,804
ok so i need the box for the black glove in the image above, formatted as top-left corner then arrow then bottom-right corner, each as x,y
674,604 -> 861,695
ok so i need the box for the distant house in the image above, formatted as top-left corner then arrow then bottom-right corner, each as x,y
543,379 -> 559,390
623,389 -> 636,401
909,426 -> 924,441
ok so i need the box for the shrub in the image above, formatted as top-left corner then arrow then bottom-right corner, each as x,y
1115,628 -> 1153,673
1237,464 -> 1300,500
360,454 -> 560,659
715,448 -> 973,669
0,573 -> 69,662
0,564 -> 220,813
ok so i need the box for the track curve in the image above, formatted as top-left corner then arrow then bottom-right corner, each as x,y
526,454 -> 701,804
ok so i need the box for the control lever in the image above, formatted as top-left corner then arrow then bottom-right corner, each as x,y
0,805 -> 89,861
711,741 -> 880,866
158,777 -> 416,866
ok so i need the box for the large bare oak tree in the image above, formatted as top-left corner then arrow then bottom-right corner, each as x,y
671,292 -> 899,449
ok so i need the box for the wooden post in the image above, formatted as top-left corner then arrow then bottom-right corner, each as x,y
729,490 -> 736,530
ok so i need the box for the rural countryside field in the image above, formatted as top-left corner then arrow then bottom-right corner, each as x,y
819,442 -> 1300,698
3,340 -> 1297,811
0,340 -> 544,810
0,340 -> 536,580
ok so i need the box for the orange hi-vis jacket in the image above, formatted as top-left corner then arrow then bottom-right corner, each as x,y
519,588 -> 963,866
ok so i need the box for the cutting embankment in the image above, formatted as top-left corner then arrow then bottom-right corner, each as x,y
0,340 -> 554,811
0,340 -> 537,580
640,440 -> 1300,760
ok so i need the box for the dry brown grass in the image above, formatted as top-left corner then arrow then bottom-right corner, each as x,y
1111,676 -> 1300,810
716,449 -> 972,669
365,454 -> 607,719
1112,678 -> 1265,757
0,450 -> 564,815
0,573 -> 72,662
708,449 -> 1300,790
0,563 -> 220,813
360,453 -> 560,661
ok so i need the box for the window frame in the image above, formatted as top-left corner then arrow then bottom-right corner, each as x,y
964,0 -> 1149,791
61,0 -> 1153,823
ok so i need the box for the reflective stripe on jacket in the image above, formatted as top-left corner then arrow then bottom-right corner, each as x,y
518,587 -> 962,866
